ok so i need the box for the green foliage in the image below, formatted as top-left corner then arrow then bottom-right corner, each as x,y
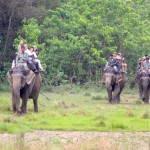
14,18 -> 45,50
2,0 -> 150,85
36,0 -> 150,83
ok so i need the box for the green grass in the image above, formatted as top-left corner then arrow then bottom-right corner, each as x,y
0,89 -> 149,133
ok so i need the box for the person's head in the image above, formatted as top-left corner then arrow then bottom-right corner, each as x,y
29,46 -> 34,52
20,40 -> 24,44
33,45 -> 37,51
145,54 -> 148,57
146,57 -> 149,62
118,52 -> 122,56
24,44 -> 28,50
20,44 -> 25,52
109,54 -> 113,58
113,52 -> 117,58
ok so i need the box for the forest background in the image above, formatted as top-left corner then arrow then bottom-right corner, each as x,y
0,0 -> 150,88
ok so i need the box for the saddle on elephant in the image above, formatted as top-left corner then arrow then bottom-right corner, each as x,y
7,66 -> 36,86
103,65 -> 124,84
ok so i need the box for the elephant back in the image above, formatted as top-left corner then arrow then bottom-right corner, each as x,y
11,66 -> 29,76
105,66 -> 117,75
138,68 -> 150,78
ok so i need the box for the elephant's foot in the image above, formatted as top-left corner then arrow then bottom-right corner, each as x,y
13,108 -> 17,113
17,111 -> 26,117
111,100 -> 119,104
144,100 -> 149,104
12,105 -> 17,113
34,106 -> 38,113
34,110 -> 38,113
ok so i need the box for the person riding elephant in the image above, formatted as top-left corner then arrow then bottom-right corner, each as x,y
103,63 -> 126,104
7,44 -> 42,115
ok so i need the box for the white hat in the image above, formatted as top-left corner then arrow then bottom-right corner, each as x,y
33,45 -> 37,51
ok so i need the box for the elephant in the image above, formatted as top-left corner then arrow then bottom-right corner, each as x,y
136,68 -> 150,103
103,66 -> 126,104
7,66 -> 42,115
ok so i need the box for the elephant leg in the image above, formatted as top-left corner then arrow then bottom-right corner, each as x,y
106,89 -> 112,103
33,98 -> 38,113
112,84 -> 120,104
20,91 -> 29,114
144,88 -> 149,104
12,101 -> 16,113
117,82 -> 125,103
138,85 -> 142,99
21,98 -> 28,114
12,90 -> 16,113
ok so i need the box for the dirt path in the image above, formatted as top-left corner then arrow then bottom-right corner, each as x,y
0,131 -> 150,150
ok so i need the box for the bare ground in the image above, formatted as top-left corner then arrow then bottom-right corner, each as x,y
0,131 -> 150,150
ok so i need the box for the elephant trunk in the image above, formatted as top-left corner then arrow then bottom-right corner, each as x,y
141,78 -> 149,101
12,74 -> 22,113
105,77 -> 112,103
141,85 -> 148,101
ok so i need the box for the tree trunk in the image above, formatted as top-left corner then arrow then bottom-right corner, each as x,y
2,10 -> 14,63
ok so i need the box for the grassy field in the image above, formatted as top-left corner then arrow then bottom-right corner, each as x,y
0,86 -> 150,133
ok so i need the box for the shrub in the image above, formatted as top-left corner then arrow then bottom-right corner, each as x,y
127,109 -> 136,117
84,92 -> 91,96
142,111 -> 149,119
92,95 -> 104,100
111,123 -> 128,130
134,99 -> 144,105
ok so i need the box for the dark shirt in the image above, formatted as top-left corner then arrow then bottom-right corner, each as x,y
108,58 -> 117,66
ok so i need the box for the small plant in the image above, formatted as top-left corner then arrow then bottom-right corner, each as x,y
3,118 -> 11,123
92,95 -> 104,100
54,101 -> 69,109
84,92 -> 91,96
97,120 -> 106,127
142,111 -> 149,119
134,99 -> 144,105
127,109 -> 136,117
95,111 -> 107,127
111,123 -> 128,129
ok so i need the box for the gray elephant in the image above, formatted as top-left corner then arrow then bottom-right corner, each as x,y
136,68 -> 150,103
103,66 -> 126,104
7,66 -> 42,115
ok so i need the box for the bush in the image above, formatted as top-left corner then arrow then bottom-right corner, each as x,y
127,109 -> 136,117
134,99 -> 144,105
84,92 -> 91,96
142,111 -> 149,119
92,95 -> 104,100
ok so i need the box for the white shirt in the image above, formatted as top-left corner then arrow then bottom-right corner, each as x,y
32,51 -> 38,59
25,49 -> 32,56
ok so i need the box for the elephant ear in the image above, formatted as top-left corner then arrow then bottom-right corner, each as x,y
26,70 -> 36,85
6,71 -> 12,86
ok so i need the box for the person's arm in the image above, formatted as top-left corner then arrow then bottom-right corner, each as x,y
25,53 -> 29,61
16,54 -> 19,64
33,52 -> 38,58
